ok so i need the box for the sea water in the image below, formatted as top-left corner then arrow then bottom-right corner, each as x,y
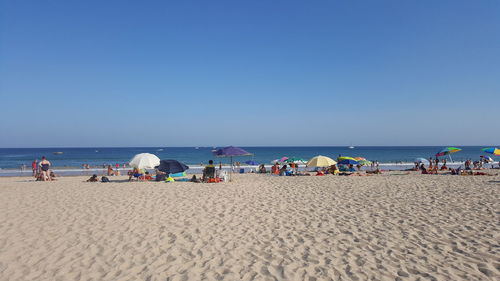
0,146 -> 497,176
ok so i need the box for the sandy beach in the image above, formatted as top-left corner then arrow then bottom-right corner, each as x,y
0,172 -> 499,281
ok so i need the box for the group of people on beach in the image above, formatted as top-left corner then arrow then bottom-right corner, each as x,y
31,157 -> 56,181
259,163 -> 381,177
416,156 -> 497,176
85,160 -> 226,183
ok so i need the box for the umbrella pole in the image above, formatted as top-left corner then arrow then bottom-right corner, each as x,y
449,154 -> 453,163
230,156 -> 233,182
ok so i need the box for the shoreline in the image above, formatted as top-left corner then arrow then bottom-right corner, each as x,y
1,161 -> 499,177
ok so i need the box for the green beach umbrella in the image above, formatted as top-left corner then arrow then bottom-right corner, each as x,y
285,157 -> 306,164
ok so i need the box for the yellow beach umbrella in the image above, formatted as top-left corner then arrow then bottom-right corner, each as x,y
306,155 -> 337,167
337,156 -> 357,162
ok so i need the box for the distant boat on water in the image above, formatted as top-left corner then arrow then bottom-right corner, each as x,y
53,152 -> 64,155
157,148 -> 164,151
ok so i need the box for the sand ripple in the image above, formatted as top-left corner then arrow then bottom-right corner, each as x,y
0,173 -> 499,280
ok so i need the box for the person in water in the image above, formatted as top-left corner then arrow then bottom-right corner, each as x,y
39,156 -> 51,181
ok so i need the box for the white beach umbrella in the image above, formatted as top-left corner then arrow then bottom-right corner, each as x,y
129,153 -> 160,169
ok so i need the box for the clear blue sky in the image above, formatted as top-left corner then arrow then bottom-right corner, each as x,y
1,0 -> 499,147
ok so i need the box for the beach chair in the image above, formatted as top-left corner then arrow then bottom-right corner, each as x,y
202,166 -> 216,182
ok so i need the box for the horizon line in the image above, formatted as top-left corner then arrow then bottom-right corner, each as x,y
0,145 -> 498,149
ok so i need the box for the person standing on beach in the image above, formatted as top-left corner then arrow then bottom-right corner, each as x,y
39,156 -> 51,181
31,159 -> 38,176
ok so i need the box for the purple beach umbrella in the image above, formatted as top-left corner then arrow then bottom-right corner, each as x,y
213,146 -> 252,157
213,146 -> 253,181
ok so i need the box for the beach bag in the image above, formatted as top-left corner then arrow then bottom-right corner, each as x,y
101,176 -> 110,182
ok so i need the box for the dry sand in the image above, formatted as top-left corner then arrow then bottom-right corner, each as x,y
0,172 -> 499,281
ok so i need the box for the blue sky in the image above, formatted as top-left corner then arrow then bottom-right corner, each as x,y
1,0 -> 499,147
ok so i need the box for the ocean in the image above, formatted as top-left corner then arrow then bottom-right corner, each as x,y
0,146 -> 498,176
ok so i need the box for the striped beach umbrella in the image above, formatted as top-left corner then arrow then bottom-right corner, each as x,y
337,156 -> 356,162
435,147 -> 461,157
435,147 -> 461,162
482,147 -> 500,156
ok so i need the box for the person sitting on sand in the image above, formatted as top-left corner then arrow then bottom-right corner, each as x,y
140,171 -> 153,181
258,164 -> 266,174
316,169 -> 325,176
348,164 -> 356,172
440,164 -> 448,170
202,160 -> 216,181
128,167 -> 143,181
49,170 -> 57,180
271,163 -> 280,175
328,164 -> 339,175
155,170 -> 166,182
87,174 -> 99,182
366,168 -> 381,174
279,165 -> 288,176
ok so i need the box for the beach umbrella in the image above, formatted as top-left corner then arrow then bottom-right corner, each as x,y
337,156 -> 356,162
415,157 -> 430,164
435,147 -> 461,162
306,155 -> 337,167
155,160 -> 189,175
129,153 -> 160,169
358,159 -> 372,166
482,147 -> 500,156
285,157 -> 306,164
245,160 -> 259,165
279,156 -> 289,163
338,159 -> 359,165
213,146 -> 252,181
480,156 -> 494,163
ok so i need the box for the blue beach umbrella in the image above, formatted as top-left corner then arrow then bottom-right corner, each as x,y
155,160 -> 189,175
338,159 -> 359,165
